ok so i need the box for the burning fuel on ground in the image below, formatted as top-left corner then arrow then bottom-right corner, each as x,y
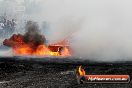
3,21 -> 71,57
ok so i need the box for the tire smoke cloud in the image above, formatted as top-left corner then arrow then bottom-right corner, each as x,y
1,0 -> 132,61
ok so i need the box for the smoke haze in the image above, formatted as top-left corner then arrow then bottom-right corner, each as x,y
1,0 -> 132,61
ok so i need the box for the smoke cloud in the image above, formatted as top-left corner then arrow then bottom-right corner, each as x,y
1,0 -> 132,61
24,21 -> 46,47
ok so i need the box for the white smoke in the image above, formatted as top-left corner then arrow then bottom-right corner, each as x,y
26,0 -> 132,61
1,0 -> 132,61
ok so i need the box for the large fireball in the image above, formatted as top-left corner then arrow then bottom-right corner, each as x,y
3,21 -> 71,57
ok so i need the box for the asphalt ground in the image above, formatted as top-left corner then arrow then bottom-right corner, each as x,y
0,57 -> 131,88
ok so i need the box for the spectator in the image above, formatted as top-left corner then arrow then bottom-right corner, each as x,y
0,21 -> 4,30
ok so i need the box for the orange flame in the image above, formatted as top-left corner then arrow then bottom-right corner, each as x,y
78,66 -> 86,76
13,44 -> 71,56
3,34 -> 71,56
13,44 -> 33,55
60,47 -> 71,56
34,45 -> 60,56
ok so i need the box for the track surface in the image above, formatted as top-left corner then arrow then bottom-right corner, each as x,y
0,57 -> 132,88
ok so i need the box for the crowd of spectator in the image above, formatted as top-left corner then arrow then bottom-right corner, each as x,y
0,16 -> 16,36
